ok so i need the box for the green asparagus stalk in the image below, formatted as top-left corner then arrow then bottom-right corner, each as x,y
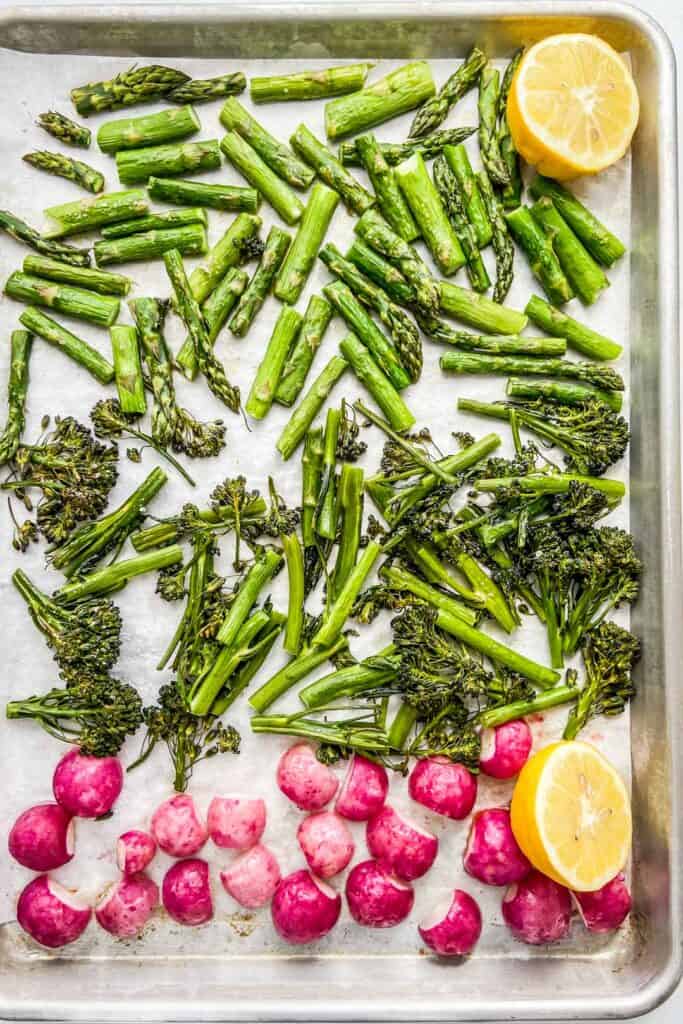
275,295 -> 333,407
0,330 -> 32,466
290,124 -> 374,215
530,198 -> 609,305
316,407 -> 341,541
524,294 -> 622,361
217,548 -> 283,647
97,105 -> 200,153
380,563 -> 478,627
176,264 -> 249,377
330,464 -> 365,602
299,646 -> 399,709
355,209 -> 440,316
168,72 -> 247,105
249,635 -> 348,713
339,332 -> 415,433
219,98 -> 314,189
504,206 -> 574,305
276,356 -> 348,460
437,609 -> 559,688
443,144 -> 492,247
101,208 -> 208,239
395,152 -> 465,275
188,212 -> 262,303
476,168 -> 514,303
22,255 -> 130,296
23,151 -> 104,194
436,331 -> 566,356
324,280 -> 410,391
147,175 -> 259,212
220,132 -> 303,225
431,156 -> 490,293
44,190 -> 148,238
71,65 -> 190,117
246,306 -> 303,419
56,545 -> 183,603
410,47 -> 486,139
477,64 -> 509,186
497,50 -> 523,209
474,472 -> 625,501
0,210 -> 91,267
111,325 -> 146,415
189,609 -> 272,715
252,63 -> 373,103
279,530 -> 304,657
326,62 -> 436,141
37,111 -> 91,148
4,271 -> 120,327
116,139 -> 221,185
440,350 -> 624,391
302,426 -> 324,551
345,239 -> 415,307
506,376 -> 623,412
339,127 -> 477,168
528,176 -> 626,266
440,281 -> 527,334
94,224 -> 207,266
313,542 -> 381,646
18,308 -> 113,384
356,134 -> 419,242
229,226 -> 291,338
274,183 -> 339,305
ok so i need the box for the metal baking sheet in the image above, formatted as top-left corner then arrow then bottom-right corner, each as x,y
0,3 -> 679,1021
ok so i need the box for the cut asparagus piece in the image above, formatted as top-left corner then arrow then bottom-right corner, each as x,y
504,206 -> 574,305
147,176 -> 259,211
280,529 -> 304,655
37,111 -> 91,148
433,155 -> 490,293
22,255 -> 131,296
477,64 -> 509,186
57,546 -> 183,603
71,65 -> 190,117
497,50 -> 523,209
506,376 -> 623,412
356,133 -> 419,242
176,266 -> 249,380
0,210 -> 91,267
101,207 -> 208,238
44,190 -> 148,238
229,226 -> 291,338
312,541 -> 381,646
168,72 -> 247,104
440,281 -> 527,334
395,152 -> 465,275
111,325 -> 146,415
217,549 -> 283,647
345,239 -> 415,307
219,98 -> 314,189
94,223 -> 207,266
246,306 -> 303,420
440,350 -> 624,391
97,105 -> 200,153
525,294 -> 622,361
274,183 -> 339,305
23,151 -> 104,194
301,426 -> 324,575
324,280 -> 410,391
339,332 -> 415,432
18,307 -> 114,383
316,407 -> 340,541
443,144 -> 492,247
275,295 -> 333,407
188,212 -> 262,303
528,176 -> 626,266
249,635 -> 348,713
290,124 -> 374,215
339,127 -> 477,167
435,332 -> 566,356
530,198 -> 609,305
410,47 -> 486,138
116,139 -> 221,185
220,132 -> 303,226
276,355 -> 348,460
355,209 -> 440,316
476,168 -> 514,303
0,330 -> 32,466
326,62 -> 436,141
252,63 -> 374,103
4,272 -> 120,327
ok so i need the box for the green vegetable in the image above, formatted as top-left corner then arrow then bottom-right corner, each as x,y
324,280 -> 410,391
339,333 -> 415,433
441,349 -> 623,391
116,139 -> 221,185
563,621 -> 639,738
435,331 -> 566,356
274,183 -> 339,305
44,189 -> 148,238
5,271 -> 120,328
217,549 -> 283,648
497,50 -> 523,209
37,110 -> 91,148
477,64 -> 509,186
251,63 -> 374,103
338,128 -> 476,167
345,238 -> 416,307
229,226 -> 291,337
355,209 -> 439,316
219,97 -> 314,189
528,176 -> 626,266
276,356 -> 348,460
330,464 -> 365,602
504,206 -> 574,305
220,131 -> 304,225
147,176 -> 259,212
530,198 -> 609,305
246,306 -> 303,419
23,151 -> 104,193
395,152 -> 465,275
90,398 -> 195,486
97,105 -> 200,153
290,124 -> 374,215
443,144 -> 492,247
440,281 -> 527,334
188,212 -> 262,303
18,308 -> 114,384
56,545 -> 183,604
327,61 -> 436,140
0,330 -> 31,467
476,168 -> 515,302
0,210 -> 91,267
299,647 -> 399,709
524,294 -> 622,362
410,47 -> 486,138
94,223 -> 207,266
168,72 -> 247,104
249,635 -> 348,713
315,407 -> 341,541
275,294 -> 334,406
111,325 -> 146,415
355,133 -> 419,242
22,255 -> 131,296
506,376 -> 623,413
432,155 -> 490,293
71,65 -> 190,116
176,266 -> 248,380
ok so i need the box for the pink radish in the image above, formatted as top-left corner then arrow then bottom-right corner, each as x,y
276,743 -> 338,811
366,805 -> 438,881
479,720 -> 532,779
8,802 -> 74,871
408,756 -> 477,820
419,889 -> 482,956
117,829 -> 156,875
335,754 -> 388,821
502,870 -> 572,945
151,794 -> 207,857
220,844 -> 281,909
297,812 -> 355,879
271,869 -> 341,944
16,875 -> 91,948
52,748 -> 123,818
573,873 -> 632,933
207,795 -> 266,850
162,858 -> 213,926
463,808 -> 531,886
96,874 -> 159,938
345,859 -> 414,928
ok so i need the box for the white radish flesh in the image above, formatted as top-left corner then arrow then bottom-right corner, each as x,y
117,829 -> 156,874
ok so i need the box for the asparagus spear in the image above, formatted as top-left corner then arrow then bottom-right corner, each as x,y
97,105 -> 200,153
274,183 -> 339,305
71,65 -> 190,116
217,549 -> 283,648
301,428 -> 326,591
326,62 -> 436,140
22,255 -> 130,296
440,350 -> 624,391
281,530 -> 305,656
147,176 -> 258,213
530,198 -> 609,305
56,546 -> 183,603
410,47 -> 486,138
312,542 -> 381,646
37,111 -> 90,148
220,132 -> 303,226
324,280 -> 409,391
339,332 -> 415,433
246,307 -> 303,420
101,207 -> 208,239
443,144 -> 492,247
276,355 -> 348,460
219,98 -> 314,189
4,272 -> 120,327
476,168 -> 514,303
497,50 -> 523,209
290,124 -> 374,215
440,281 -> 527,334
116,139 -> 221,185
345,239 -> 415,307
477,64 -> 509,186
251,63 -> 373,103
229,226 -> 291,338
249,635 -> 348,713
432,156 -> 490,293
0,210 -> 91,267
275,295 -> 333,406
504,206 -> 574,305
168,72 -> 246,104
94,224 -> 207,266
338,127 -> 476,167
0,330 -> 32,466
528,176 -> 626,266
433,331 -> 566,356
395,152 -> 465,275
111,325 -> 146,415
506,376 -> 623,412
315,407 -> 340,541
355,209 -> 440,316
525,294 -> 622,361
44,190 -> 148,238
23,151 -> 104,194
18,307 -> 114,384
188,212 -> 262,303
355,133 -> 419,242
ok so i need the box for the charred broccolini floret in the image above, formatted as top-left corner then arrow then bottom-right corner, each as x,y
563,620 -> 640,740
90,398 -> 195,486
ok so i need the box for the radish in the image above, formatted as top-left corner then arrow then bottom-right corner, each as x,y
345,859 -> 414,928
207,794 -> 266,850
479,720 -> 532,779
220,844 -> 281,909
8,802 -> 74,871
463,808 -> 531,886
502,870 -> 572,945
52,748 -> 123,819
151,794 -> 207,858
297,812 -> 355,879
96,874 -> 159,938
573,873 -> 632,933
271,869 -> 341,944
162,858 -> 213,926
335,754 -> 388,821
408,756 -> 477,820
16,875 -> 91,948
276,743 -> 339,811
366,805 -> 438,881
117,829 -> 156,875
419,889 -> 482,956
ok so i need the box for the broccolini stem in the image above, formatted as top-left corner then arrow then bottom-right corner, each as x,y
282,533 -> 305,656
219,97 -> 314,189
189,609 -> 271,716
474,472 -> 626,500
249,635 -> 349,713
330,464 -> 364,602
250,714 -> 391,754
211,613 -> 285,715
312,542 -> 381,647
387,701 -> 418,750
353,399 -> 453,483
327,62 -> 435,141
403,539 -> 484,606
56,545 -> 183,603
299,646 -> 398,709
315,407 -> 341,541
477,683 -> 577,728
220,131 -> 303,226
379,563 -> 478,627
217,549 -> 283,650
302,427 -> 324,550
0,330 -> 31,466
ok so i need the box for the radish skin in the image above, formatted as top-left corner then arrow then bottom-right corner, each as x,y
207,794 -> 266,850
366,804 -> 438,881
335,754 -> 388,821
52,748 -> 123,818
271,869 -> 341,944
117,829 -> 156,874
479,720 -> 532,779
502,870 -> 572,945
151,794 -> 207,857
573,873 -> 632,933
162,858 -> 213,926
408,756 -> 477,820
345,859 -> 414,928
96,874 -> 159,938
463,808 -> 531,886
297,812 -> 355,879
419,889 -> 482,956
276,743 -> 339,811
8,803 -> 74,871
17,875 -> 91,948
220,844 -> 281,908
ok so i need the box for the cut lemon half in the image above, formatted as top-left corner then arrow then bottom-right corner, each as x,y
510,740 -> 631,892
507,33 -> 639,180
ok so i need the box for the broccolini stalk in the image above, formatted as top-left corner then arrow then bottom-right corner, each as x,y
56,544 -> 183,603
229,226 -> 292,338
524,294 -> 622,361
168,72 -> 247,105
252,63 -> 374,103
441,350 -> 624,391
440,281 -> 527,334
116,139 -> 222,185
409,47 -> 486,139
290,124 -> 375,215
176,266 -> 248,381
5,272 -> 120,327
528,176 -> 626,266
330,464 -> 365,603
0,330 -> 31,466
313,542 -> 381,647
437,331 -> 566,356
246,306 -> 303,420
97,105 -> 200,153
477,64 -> 509,186
23,151 -> 104,193
299,645 -> 399,709
23,255 -> 131,296
276,355 -> 348,460
443,144 -> 492,247
188,212 -> 262,304
216,549 -> 283,648
44,190 -> 148,238
101,208 -> 209,241
356,133 -> 419,242
474,472 -> 626,501
339,128 -> 477,168
275,294 -> 334,406
147,175 -> 258,212
530,198 -> 609,306
18,308 -> 114,384
249,634 -> 348,713
506,377 -> 623,413
380,563 -> 478,627
339,332 -> 416,434
37,111 -> 91,148
219,98 -> 314,189
355,209 -> 440,316
250,711 -> 390,755
71,65 -> 190,117
497,50 -> 523,210
220,132 -> 304,226
0,210 -> 91,267
327,61 -> 436,141
353,400 -> 453,483
504,206 -> 574,306
211,612 -> 285,715
189,609 -> 273,716
345,238 -> 416,307
315,407 -> 341,541
432,156 -> 490,293
395,152 -> 465,275
324,280 -> 410,391
111,325 -> 146,415
404,539 -> 486,607
274,184 -> 339,305
90,398 -> 195,486
95,223 -> 208,266
478,683 -> 577,728
387,702 -> 418,751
